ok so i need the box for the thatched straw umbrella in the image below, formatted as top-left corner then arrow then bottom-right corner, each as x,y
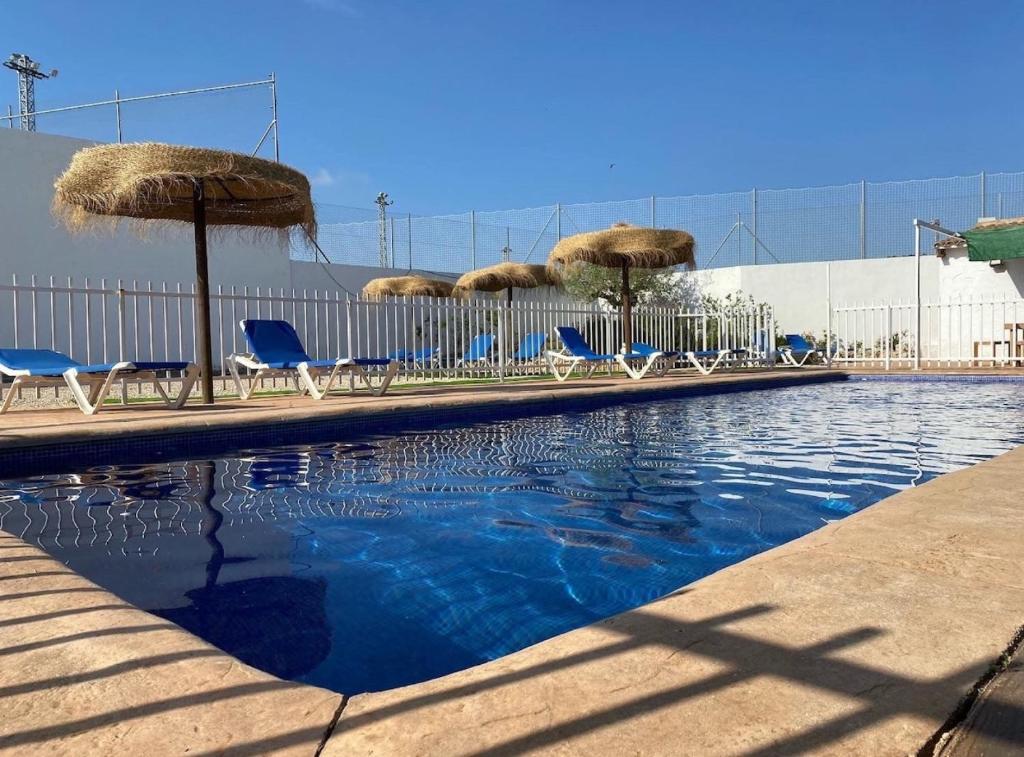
53,143 -> 315,405
454,262 -> 562,304
547,223 -> 695,350
362,275 -> 458,299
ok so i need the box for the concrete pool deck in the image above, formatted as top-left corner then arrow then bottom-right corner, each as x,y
1,368 -> 1023,754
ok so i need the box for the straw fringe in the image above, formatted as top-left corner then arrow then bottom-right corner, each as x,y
454,262 -> 562,293
53,142 -> 316,239
546,223 -> 696,273
362,276 -> 459,299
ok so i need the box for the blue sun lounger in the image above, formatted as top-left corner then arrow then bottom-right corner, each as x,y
512,332 -> 548,363
546,327 -> 666,381
779,334 -> 822,367
389,346 -> 438,368
0,348 -> 198,415
456,333 -> 496,367
226,319 -> 398,399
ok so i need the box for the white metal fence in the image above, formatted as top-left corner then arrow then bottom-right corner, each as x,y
831,296 -> 1024,368
0,276 -> 772,399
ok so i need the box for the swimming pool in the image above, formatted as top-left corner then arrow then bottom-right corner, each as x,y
1,380 -> 1022,694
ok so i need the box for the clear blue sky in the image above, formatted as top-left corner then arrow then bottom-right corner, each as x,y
4,1 -> 1023,215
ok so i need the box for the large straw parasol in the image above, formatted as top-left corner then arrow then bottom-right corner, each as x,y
547,223 -> 695,350
454,262 -> 562,303
53,142 -> 315,405
362,275 -> 458,299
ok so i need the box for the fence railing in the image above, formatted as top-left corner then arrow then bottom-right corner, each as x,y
0,276 -> 771,400
831,296 -> 1024,368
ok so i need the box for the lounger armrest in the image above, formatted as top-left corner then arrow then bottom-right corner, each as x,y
227,353 -> 265,371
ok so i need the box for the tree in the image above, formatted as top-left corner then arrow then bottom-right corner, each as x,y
561,263 -> 698,308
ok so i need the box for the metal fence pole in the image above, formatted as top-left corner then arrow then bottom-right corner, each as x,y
390,217 -> 396,268
471,210 -> 476,268
650,195 -> 656,227
270,72 -> 280,162
117,282 -> 128,404
980,170 -> 987,217
114,89 -> 122,143
859,179 -> 866,259
751,187 -> 758,265
556,203 -> 562,240
407,213 -> 413,269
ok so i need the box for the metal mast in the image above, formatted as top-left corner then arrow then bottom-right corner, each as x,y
3,53 -> 57,131
501,226 -> 512,262
375,192 -> 393,268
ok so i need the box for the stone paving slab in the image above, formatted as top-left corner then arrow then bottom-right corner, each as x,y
324,445 -> 1024,756
0,532 -> 343,756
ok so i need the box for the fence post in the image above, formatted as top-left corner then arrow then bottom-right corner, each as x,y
407,213 -> 413,269
825,263 -> 833,368
390,217 -> 396,268
556,203 -> 561,240
980,171 -> 987,217
913,219 -> 922,370
859,179 -> 866,259
117,281 -> 128,404
884,303 -> 892,370
345,296 -> 353,359
650,195 -> 656,227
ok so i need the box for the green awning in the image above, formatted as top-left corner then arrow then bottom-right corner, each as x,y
963,225 -> 1024,261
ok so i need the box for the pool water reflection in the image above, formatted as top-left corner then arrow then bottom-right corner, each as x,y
1,381 -> 1022,693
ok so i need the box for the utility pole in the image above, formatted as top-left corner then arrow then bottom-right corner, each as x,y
375,192 -> 393,268
3,53 -> 57,131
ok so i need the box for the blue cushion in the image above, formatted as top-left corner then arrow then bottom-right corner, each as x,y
555,327 -> 614,360
513,332 -> 547,360
785,334 -> 815,353
630,343 -> 679,358
242,320 -> 313,366
352,358 -> 392,367
0,348 -> 81,376
463,334 -> 495,361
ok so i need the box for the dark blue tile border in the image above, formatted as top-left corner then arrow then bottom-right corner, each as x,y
0,373 -> 845,477
851,374 -> 1024,384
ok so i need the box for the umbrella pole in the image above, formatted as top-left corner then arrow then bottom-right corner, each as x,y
193,180 -> 215,404
621,261 -> 632,353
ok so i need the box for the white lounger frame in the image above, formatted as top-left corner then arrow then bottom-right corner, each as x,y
779,347 -> 820,367
226,354 -> 398,399
682,349 -> 733,376
0,362 -> 199,416
544,350 -> 668,382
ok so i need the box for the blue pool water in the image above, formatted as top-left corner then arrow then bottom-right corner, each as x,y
1,380 -> 1022,694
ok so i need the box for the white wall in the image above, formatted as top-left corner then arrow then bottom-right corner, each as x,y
691,252 -> 1024,334
0,128 -> 295,286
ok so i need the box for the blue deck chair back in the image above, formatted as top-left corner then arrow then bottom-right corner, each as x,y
242,320 -> 313,367
784,334 -> 815,353
556,327 -> 602,359
514,332 -> 547,360
630,343 -> 659,356
463,333 -> 495,362
0,348 -> 81,375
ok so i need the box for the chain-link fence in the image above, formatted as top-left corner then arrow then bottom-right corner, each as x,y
296,171 -> 1024,273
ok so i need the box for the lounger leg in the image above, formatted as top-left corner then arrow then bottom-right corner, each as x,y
362,361 -> 398,396
169,365 -> 200,408
63,367 -> 122,415
297,364 -> 328,400
616,353 -> 661,380
545,353 -> 577,382
227,357 -> 256,400
0,377 -> 22,414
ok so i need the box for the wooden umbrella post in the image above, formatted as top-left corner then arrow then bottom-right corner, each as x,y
620,260 -> 632,352
193,180 -> 215,404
